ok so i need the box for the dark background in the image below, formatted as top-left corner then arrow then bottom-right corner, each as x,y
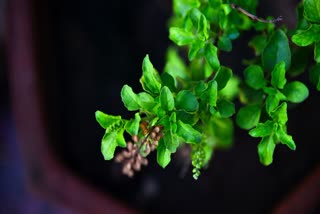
2,0 -> 320,213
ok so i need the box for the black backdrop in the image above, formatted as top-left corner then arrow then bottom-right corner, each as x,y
37,0 -> 320,213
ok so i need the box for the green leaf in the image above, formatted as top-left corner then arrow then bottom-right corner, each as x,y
244,65 -> 267,90
161,72 -> 176,92
204,43 -> 220,70
271,61 -> 287,89
262,30 -> 291,72
207,117 -> 234,148
163,130 -> 180,152
194,81 -> 207,96
138,92 -> 157,113
157,138 -> 172,168
208,0 -> 222,7
218,35 -> 232,52
169,27 -> 197,46
175,90 -> 199,112
116,128 -> 127,148
276,126 -> 296,150
248,34 -> 267,56
160,86 -> 175,111
140,55 -> 162,95
219,76 -> 240,100
266,94 -> 280,114
101,131 -> 118,160
315,41 -> 320,63
206,80 -> 218,106
95,111 -> 122,130
236,104 -> 261,130
124,113 -> 141,136
304,0 -> 320,23
282,81 -> 309,103
214,66 -> 232,90
121,85 -> 140,111
176,120 -> 202,144
176,110 -> 199,125
164,47 -> 189,80
270,102 -> 288,125
216,99 -> 235,118
258,135 -> 276,166
309,63 -> 320,91
188,40 -> 205,60
292,24 -> 320,46
249,120 -> 274,138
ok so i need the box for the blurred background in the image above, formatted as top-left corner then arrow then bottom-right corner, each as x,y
1,0 -> 320,213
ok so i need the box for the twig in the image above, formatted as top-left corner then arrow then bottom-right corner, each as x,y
230,3 -> 283,23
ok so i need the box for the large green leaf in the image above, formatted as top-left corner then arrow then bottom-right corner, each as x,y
282,81 -> 309,103
258,135 -> 276,166
304,0 -> 320,23
173,0 -> 200,17
244,65 -> 267,90
160,86 -> 175,111
292,24 -> 320,46
176,120 -> 202,144
262,30 -> 291,72
216,99 -> 235,118
121,85 -> 140,111
157,138 -> 172,168
140,55 -> 162,95
236,104 -> 261,130
175,90 -> 199,112
95,111 -> 122,130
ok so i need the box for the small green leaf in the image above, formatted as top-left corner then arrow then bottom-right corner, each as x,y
160,86 -> 175,111
204,43 -> 220,70
116,128 -> 127,148
276,126 -> 296,150
188,40 -> 205,60
249,120 -> 274,137
244,65 -> 267,90
169,27 -> 197,46
270,102 -> 288,125
309,63 -> 320,91
249,34 -> 267,56
140,55 -> 162,95
206,80 -> 218,106
163,130 -> 179,152
124,113 -> 141,136
271,61 -> 287,89
304,0 -> 320,23
157,138 -> 171,168
218,35 -> 232,52
194,81 -> 207,96
175,90 -> 199,112
315,41 -> 320,63
95,111 -> 122,130
219,76 -> 240,100
176,120 -> 202,144
121,85 -> 140,111
164,47 -> 189,80
236,104 -> 261,130
292,24 -> 320,46
214,66 -> 232,90
282,81 -> 309,103
258,135 -> 276,166
176,110 -> 199,125
216,99 -> 235,118
266,94 -> 280,114
161,72 -> 176,92
262,30 -> 291,72
138,92 -> 157,113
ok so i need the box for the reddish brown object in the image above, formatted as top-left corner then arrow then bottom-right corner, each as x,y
273,165 -> 320,214
6,0 -> 136,213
